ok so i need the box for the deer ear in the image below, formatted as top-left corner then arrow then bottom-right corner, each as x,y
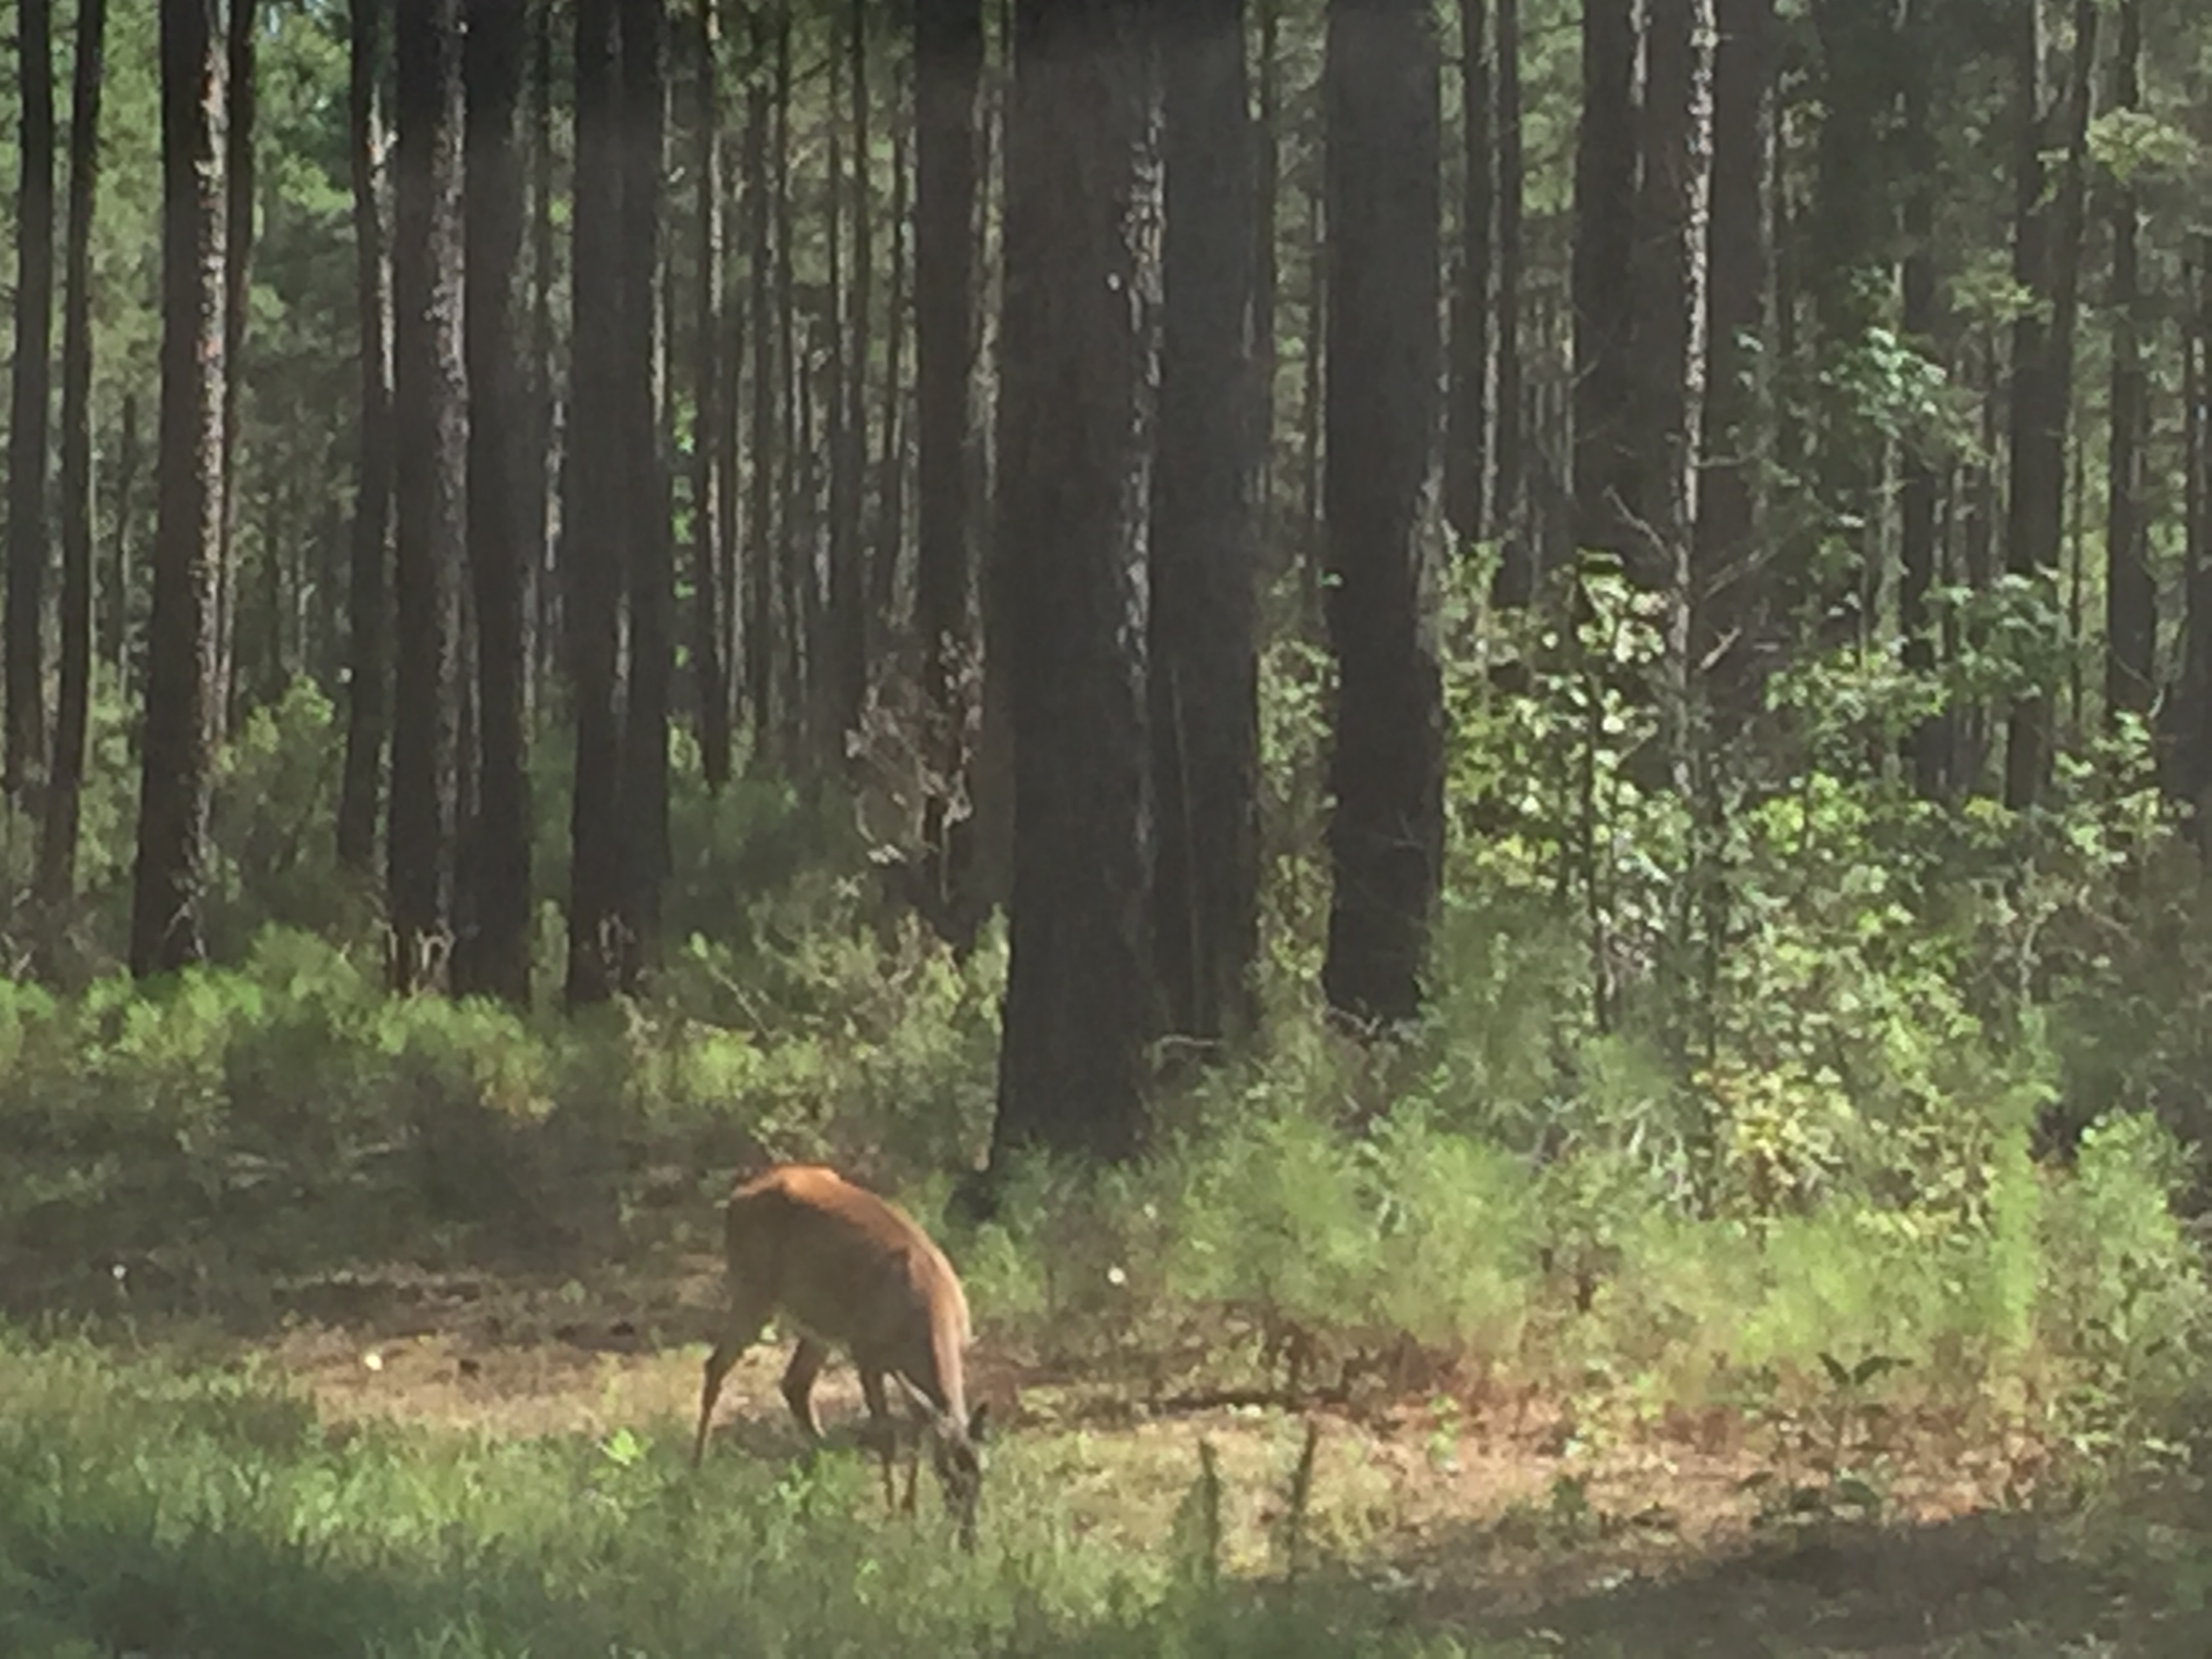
967,1402 -> 991,1446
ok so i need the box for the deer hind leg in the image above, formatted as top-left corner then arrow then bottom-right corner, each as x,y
857,1367 -> 910,1514
693,1296 -> 773,1468
780,1337 -> 832,1442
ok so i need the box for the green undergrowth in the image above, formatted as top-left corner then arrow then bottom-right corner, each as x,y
0,1330 -> 1491,1659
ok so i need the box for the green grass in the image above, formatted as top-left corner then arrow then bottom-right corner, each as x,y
0,1329 -> 1490,1659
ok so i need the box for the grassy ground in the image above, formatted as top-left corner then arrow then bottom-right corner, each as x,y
4,1250 -> 2208,1658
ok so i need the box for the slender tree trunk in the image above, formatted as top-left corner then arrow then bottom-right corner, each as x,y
989,0 -> 1161,1168
2186,238 -> 2212,828
1443,0 -> 1490,548
1805,0 -> 1893,647
2003,0 -> 2095,811
693,0 -> 733,790
339,0 -> 395,873
388,0 -> 467,994
1693,0 -> 1767,730
1252,0 -> 1280,547
1322,0 -> 1443,1027
743,26 -> 777,764
2104,0 -> 2152,728
869,50 -> 910,632
1491,0 -> 1527,603
916,0 -> 984,930
214,0 -> 256,742
1898,0 -> 1944,795
566,0 -> 626,1006
6,0 -> 56,798
774,9 -> 805,769
529,1 -> 558,710
837,0 -> 872,735
131,0 -> 226,977
1296,165 -> 1325,581
1574,0 -> 1638,559
105,391 -> 140,676
462,0 -> 531,1006
1633,0 -> 1716,722
617,0 -> 672,982
38,0 -> 108,905
1153,0 -> 1261,1048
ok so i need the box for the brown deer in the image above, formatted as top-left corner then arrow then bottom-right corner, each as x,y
690,1164 -> 988,1549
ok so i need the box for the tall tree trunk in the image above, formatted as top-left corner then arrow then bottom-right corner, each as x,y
1491,0 -> 1527,602
693,0 -> 733,790
566,0 -> 626,1006
38,0 -> 108,905
6,0 -> 56,798
2104,0 -> 2152,728
339,0 -> 394,873
1898,0 -> 1944,794
916,0 -> 984,930
529,1 -> 558,709
2186,237 -> 2212,829
1805,0 -> 1893,647
215,0 -> 256,741
131,0 -> 226,977
2003,0 -> 2095,812
988,0 -> 1160,1168
1443,0 -> 1490,548
462,0 -> 531,1006
1573,0 -> 1638,560
1322,0 -> 1443,1027
1252,0 -> 1280,546
743,25 -> 777,763
836,0 -> 872,737
1633,0 -> 1716,714
1153,0 -> 1261,1047
388,0 -> 467,994
869,51 -> 910,630
105,390 -> 140,676
773,9 -> 806,769
1693,0 -> 1767,731
617,0 -> 672,983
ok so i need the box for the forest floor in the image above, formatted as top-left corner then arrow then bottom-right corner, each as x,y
20,1250 -> 2204,1658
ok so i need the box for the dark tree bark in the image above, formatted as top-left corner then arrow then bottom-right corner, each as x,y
1573,0 -> 1638,559
2186,238 -> 2212,827
693,0 -> 733,791
1443,0 -> 1489,547
1632,0 -> 1715,667
2003,0 -> 2095,812
462,0 -> 532,1007
131,0 -> 226,977
38,0 -> 108,905
869,52 -> 910,632
567,0 -> 626,1006
989,0 -> 1160,1168
1153,0 -> 1260,1047
1322,0 -> 1443,1027
834,0 -> 872,739
742,22 -> 777,762
105,391 -> 140,676
617,0 -> 672,982
916,0 -> 985,927
529,0 -> 558,706
339,0 -> 395,873
773,9 -> 805,767
388,0 -> 468,993
1490,0 -> 1526,601
1898,0 -> 1944,795
2104,0 -> 2152,728
1252,0 -> 1280,537
215,0 -> 257,739
1805,0 -> 1893,645
6,0 -> 56,798
1692,0 -> 1767,730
